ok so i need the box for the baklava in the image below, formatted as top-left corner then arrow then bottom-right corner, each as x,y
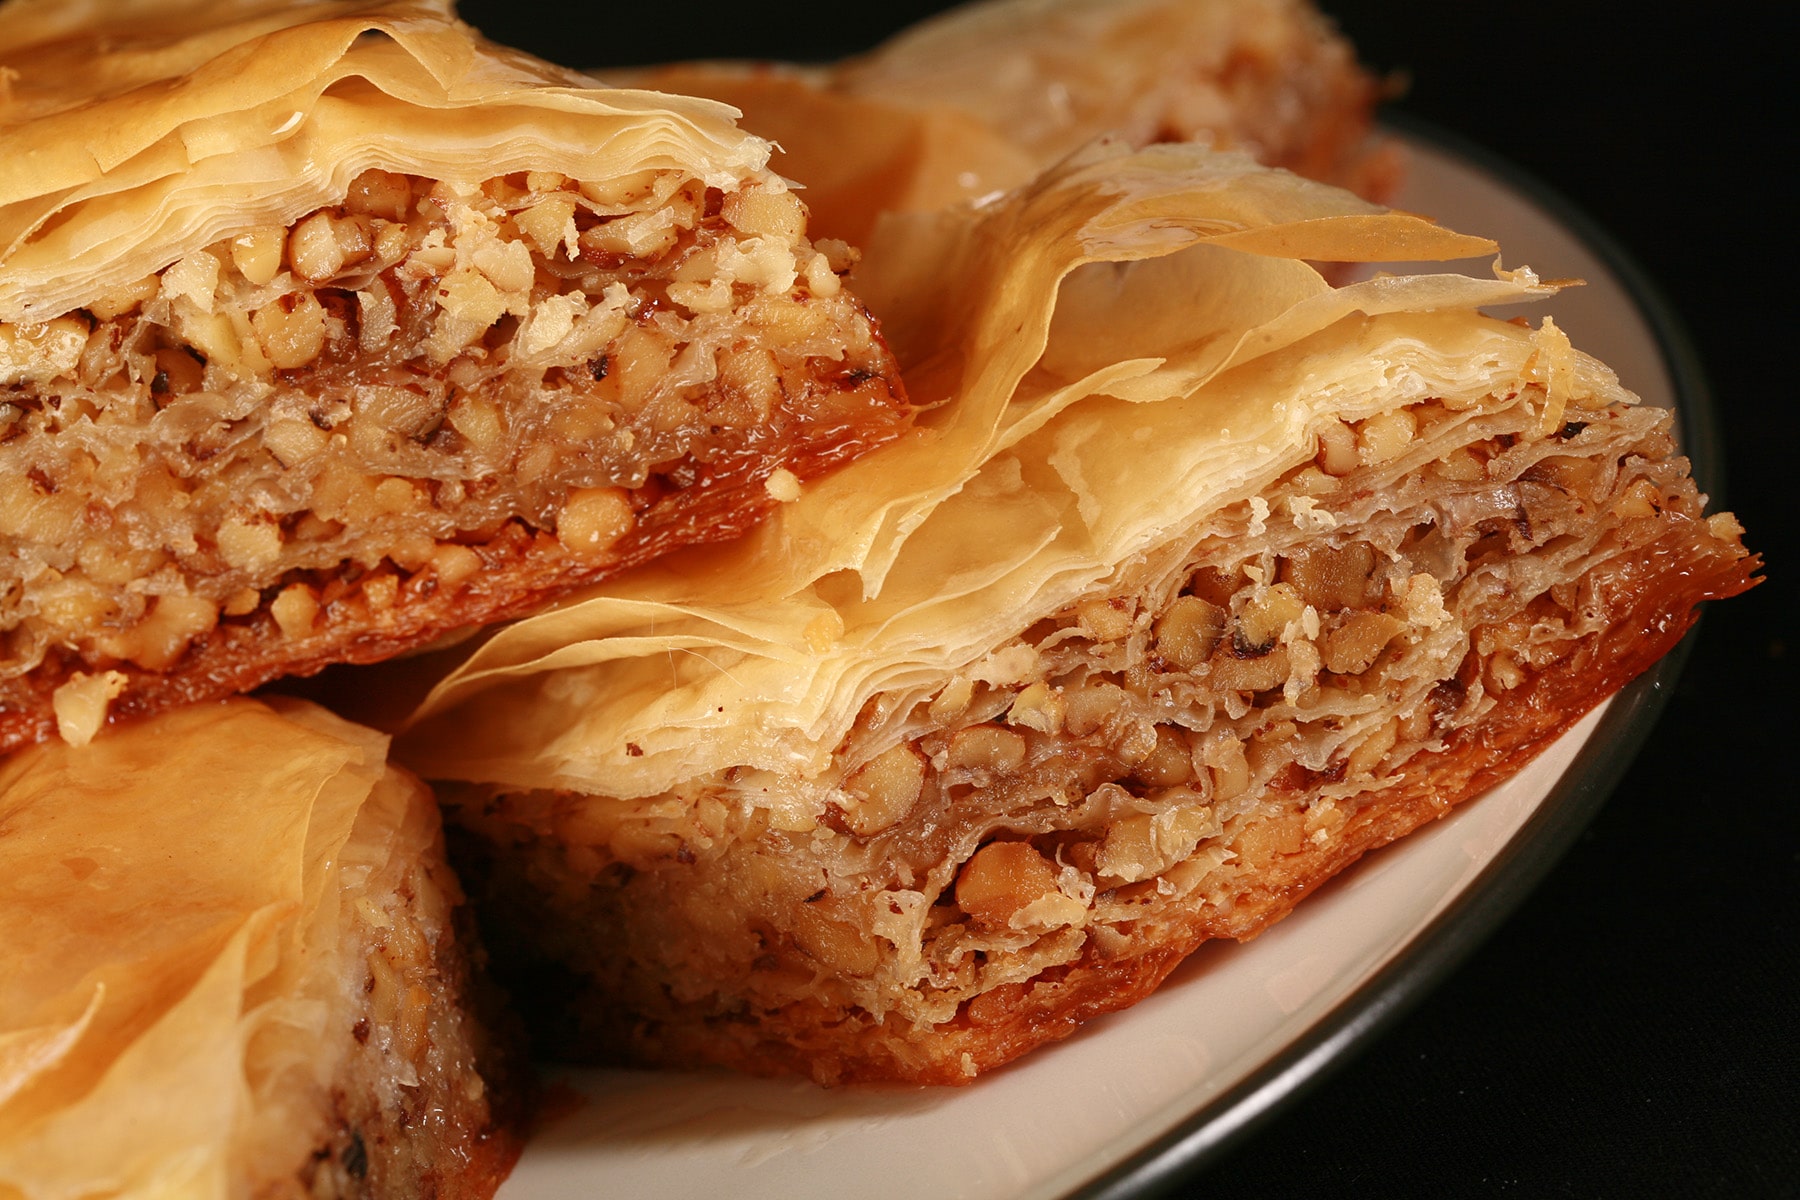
0,0 -> 909,753
620,0 -> 1398,246
0,698 -> 523,1196
397,144 -> 1757,1084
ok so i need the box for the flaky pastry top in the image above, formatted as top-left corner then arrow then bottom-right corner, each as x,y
0,0 -> 772,322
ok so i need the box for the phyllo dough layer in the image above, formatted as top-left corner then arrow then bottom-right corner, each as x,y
0,0 -> 909,754
0,698 -> 523,1197
392,143 -> 1756,1085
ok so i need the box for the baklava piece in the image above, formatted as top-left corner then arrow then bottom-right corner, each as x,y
623,0 -> 1397,245
449,372 -> 1753,1084
0,1 -> 909,753
832,0 -> 1394,195
0,699 -> 525,1196
397,145 -> 1755,1086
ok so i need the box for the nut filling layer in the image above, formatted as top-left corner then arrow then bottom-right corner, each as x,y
448,389 -> 1756,1086
0,168 -> 910,750
306,776 -> 525,1200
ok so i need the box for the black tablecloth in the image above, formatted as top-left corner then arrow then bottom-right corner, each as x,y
459,4 -> 1797,1194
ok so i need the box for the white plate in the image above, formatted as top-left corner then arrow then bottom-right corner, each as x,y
496,128 -> 1692,1200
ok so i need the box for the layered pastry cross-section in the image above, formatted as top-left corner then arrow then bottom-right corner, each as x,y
0,0 -> 909,753
0,698 -> 523,1197
394,144 -> 1758,1085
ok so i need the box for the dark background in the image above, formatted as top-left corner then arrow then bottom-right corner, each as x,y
457,3 -> 1797,1195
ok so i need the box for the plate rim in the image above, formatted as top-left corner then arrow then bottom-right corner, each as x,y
1066,114 -> 1718,1199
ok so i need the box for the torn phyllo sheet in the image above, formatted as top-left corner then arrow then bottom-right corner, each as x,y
393,143 -> 1757,1086
618,0 -> 1397,247
0,699 -> 524,1197
0,0 -> 910,754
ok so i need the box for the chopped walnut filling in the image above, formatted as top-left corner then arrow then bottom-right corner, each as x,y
306,795 -> 521,1199
0,167 -> 907,747
449,388 -> 1753,1084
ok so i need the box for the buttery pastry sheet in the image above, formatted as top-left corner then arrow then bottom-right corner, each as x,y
0,0 -> 761,322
